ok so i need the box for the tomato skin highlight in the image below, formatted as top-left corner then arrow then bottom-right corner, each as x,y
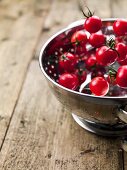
116,43 -> 127,61
59,52 -> 77,72
116,65 -> 127,88
74,69 -> 87,85
113,19 -> 127,36
71,30 -> 88,45
59,73 -> 79,90
96,46 -> 118,66
118,56 -> 127,65
84,16 -> 102,33
90,77 -> 109,96
85,54 -> 96,69
89,33 -> 106,47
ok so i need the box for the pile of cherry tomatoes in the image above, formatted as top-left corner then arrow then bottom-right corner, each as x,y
57,11 -> 127,96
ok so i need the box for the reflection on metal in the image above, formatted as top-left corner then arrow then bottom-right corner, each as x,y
39,18 -> 127,151
122,137 -> 127,152
117,109 -> 127,124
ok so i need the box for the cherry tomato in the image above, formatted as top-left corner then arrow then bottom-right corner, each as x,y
75,45 -> 87,55
91,65 -> 106,79
113,19 -> 127,36
71,30 -> 88,46
89,77 -> 109,96
115,37 -> 123,43
84,16 -> 102,33
89,33 -> 106,47
96,46 -> 118,66
58,73 -> 79,90
116,43 -> 127,61
59,52 -> 77,72
85,53 -> 96,70
116,65 -> 127,88
74,69 -> 87,85
118,55 -> 127,65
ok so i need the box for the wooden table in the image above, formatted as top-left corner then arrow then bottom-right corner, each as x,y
0,0 -> 127,169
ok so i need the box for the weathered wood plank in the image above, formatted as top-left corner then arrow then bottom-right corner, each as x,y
124,152 -> 127,170
111,0 -> 127,18
0,61 -> 123,170
0,61 -> 62,169
35,0 -> 81,58
0,0 -> 52,147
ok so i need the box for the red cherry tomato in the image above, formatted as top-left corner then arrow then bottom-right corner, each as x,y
84,16 -> 102,33
113,19 -> 127,36
89,33 -> 106,47
90,77 -> 109,96
76,44 -> 87,55
71,30 -> 88,46
96,46 -> 118,66
74,69 -> 87,85
118,55 -> 127,65
115,37 -> 123,43
91,65 -> 106,79
116,65 -> 127,88
58,73 -> 79,90
59,52 -> 77,72
116,43 -> 127,61
85,53 -> 96,69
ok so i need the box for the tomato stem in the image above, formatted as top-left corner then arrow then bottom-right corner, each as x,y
106,37 -> 120,57
79,5 -> 94,18
108,66 -> 117,80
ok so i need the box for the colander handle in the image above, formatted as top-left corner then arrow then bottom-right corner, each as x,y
122,137 -> 127,152
117,108 -> 127,152
117,108 -> 127,124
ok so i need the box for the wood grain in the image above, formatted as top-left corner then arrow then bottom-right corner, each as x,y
35,0 -> 82,59
0,0 -> 52,147
111,1 -> 127,169
0,0 -> 127,169
124,152 -> 127,170
111,0 -> 127,18
0,61 -> 123,170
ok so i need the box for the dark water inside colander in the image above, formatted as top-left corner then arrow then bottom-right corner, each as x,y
42,21 -> 127,97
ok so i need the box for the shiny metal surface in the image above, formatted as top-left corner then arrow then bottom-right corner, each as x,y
72,113 -> 127,137
39,19 -> 127,137
117,109 -> 127,124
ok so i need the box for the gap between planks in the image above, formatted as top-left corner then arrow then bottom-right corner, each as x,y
0,60 -> 124,170
0,0 -> 52,149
